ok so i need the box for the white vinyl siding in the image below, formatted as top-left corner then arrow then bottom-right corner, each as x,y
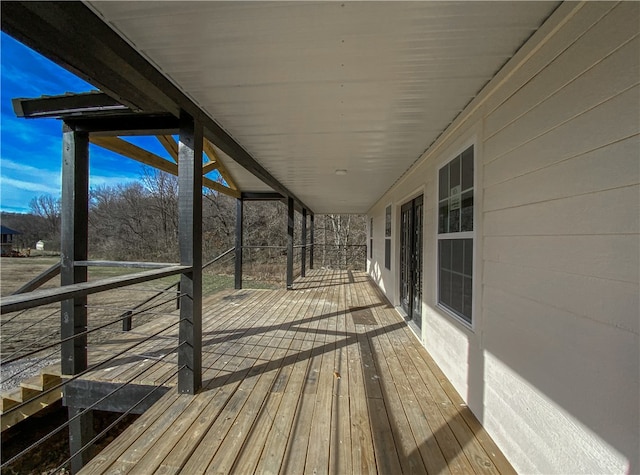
367,2 -> 639,473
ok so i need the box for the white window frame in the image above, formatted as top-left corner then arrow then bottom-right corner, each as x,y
384,204 -> 392,270
436,142 -> 476,328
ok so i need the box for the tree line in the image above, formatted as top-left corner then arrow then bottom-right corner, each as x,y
1,168 -> 367,268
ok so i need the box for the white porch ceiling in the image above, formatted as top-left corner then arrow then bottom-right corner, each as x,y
87,1 -> 558,214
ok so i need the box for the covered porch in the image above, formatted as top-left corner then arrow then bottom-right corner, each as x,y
80,269 -> 512,474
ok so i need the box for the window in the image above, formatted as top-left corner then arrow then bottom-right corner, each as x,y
438,145 -> 474,323
384,205 -> 391,270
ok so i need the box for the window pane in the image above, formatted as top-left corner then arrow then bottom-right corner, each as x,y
452,239 -> 464,273
439,268 -> 451,308
450,155 -> 460,189
464,238 -> 473,276
384,238 -> 391,270
385,206 -> 391,237
439,165 -> 449,201
463,276 -> 473,322
439,239 -> 452,270
438,200 -> 448,234
462,146 -> 474,191
461,191 -> 473,232
451,273 -> 464,314
449,206 -> 460,233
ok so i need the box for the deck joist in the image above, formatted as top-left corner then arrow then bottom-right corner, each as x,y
77,270 -> 514,474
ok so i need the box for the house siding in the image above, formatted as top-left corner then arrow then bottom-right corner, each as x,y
367,2 -> 639,473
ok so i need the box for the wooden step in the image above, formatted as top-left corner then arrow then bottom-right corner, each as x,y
20,373 -> 61,392
0,364 -> 64,430
1,388 -> 63,431
0,388 -> 22,412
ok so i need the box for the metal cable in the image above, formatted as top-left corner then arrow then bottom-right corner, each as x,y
2,328 -> 60,362
1,346 -> 62,384
1,352 -> 183,469
1,307 -> 59,343
1,296 -> 183,366
53,365 -> 184,474
84,293 -> 184,316
0,306 -> 55,327
1,318 -> 184,416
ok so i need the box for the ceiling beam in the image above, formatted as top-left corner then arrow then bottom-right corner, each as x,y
203,139 -> 238,190
64,114 -> 179,136
0,1 -> 311,212
90,136 -> 240,198
12,91 -> 127,118
156,135 -> 179,163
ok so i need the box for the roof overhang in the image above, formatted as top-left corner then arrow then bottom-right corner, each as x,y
2,1 -> 560,214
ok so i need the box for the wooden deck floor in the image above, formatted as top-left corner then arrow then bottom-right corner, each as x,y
80,270 -> 514,475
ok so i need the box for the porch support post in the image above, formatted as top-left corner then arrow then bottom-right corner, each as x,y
60,123 -> 92,473
235,197 -> 243,289
286,196 -> 294,290
177,111 -> 202,395
301,208 -> 307,277
310,214 -> 315,269
68,407 -> 94,473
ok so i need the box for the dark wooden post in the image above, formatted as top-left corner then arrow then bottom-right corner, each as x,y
60,123 -> 92,473
235,198 -> 243,289
310,214 -> 315,269
177,112 -> 203,395
286,197 -> 294,290
301,208 -> 307,277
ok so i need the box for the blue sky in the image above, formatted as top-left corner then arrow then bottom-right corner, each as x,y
0,32 -> 174,214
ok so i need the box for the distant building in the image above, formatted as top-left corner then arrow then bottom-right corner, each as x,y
0,225 -> 21,256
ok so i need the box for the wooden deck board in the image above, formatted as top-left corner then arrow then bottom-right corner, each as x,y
79,270 -> 515,475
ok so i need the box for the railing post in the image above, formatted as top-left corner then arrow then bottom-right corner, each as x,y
235,198 -> 243,289
60,123 -> 93,473
177,111 -> 202,395
122,310 -> 133,331
286,197 -> 294,290
310,214 -> 314,269
301,208 -> 307,277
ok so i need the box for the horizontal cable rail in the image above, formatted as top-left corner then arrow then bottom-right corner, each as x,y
2,316 -> 183,417
2,335 -> 183,470
58,366 -> 183,473
1,294 -> 184,367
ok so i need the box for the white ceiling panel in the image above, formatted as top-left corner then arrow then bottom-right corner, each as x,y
88,1 -> 558,213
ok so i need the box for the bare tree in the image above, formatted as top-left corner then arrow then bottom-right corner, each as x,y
29,194 -> 60,236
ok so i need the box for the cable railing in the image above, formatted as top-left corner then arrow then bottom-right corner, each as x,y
0,248 -> 237,473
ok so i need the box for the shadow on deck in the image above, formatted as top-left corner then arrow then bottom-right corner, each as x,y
79,269 -> 514,474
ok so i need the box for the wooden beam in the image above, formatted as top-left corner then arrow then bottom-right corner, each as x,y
177,111 -> 203,395
235,198 -> 243,290
60,124 -> 89,377
0,266 -> 190,314
156,135 -> 178,162
90,136 -> 241,198
203,176 -> 240,198
201,159 -> 218,176
203,139 -> 238,190
301,208 -> 307,278
90,136 -> 176,175
64,114 -> 179,136
12,91 -> 127,119
286,197 -> 294,290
